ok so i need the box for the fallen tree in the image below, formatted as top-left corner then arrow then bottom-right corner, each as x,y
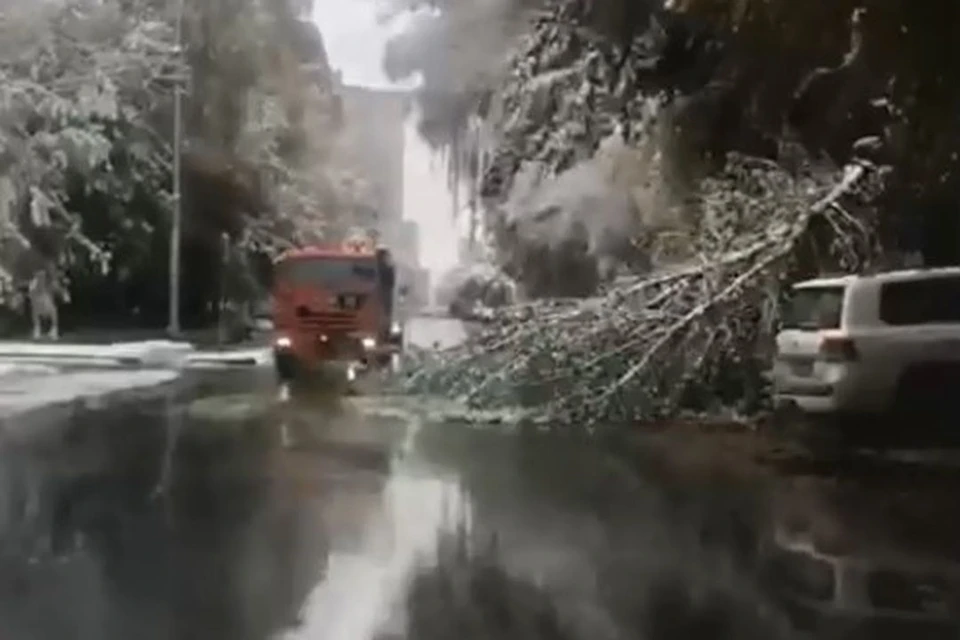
405,153 -> 886,425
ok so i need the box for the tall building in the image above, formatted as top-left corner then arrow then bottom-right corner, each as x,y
391,215 -> 429,310
336,83 -> 433,312
395,219 -> 421,268
337,83 -> 409,247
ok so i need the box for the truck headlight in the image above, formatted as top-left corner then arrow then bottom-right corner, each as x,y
390,321 -> 401,335
275,336 -> 292,349
361,337 -> 376,350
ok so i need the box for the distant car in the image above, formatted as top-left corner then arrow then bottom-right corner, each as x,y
252,316 -> 273,332
448,299 -> 495,323
251,299 -> 273,332
448,299 -> 468,320
773,267 -> 960,417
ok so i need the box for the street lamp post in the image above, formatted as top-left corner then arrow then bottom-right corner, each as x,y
167,0 -> 185,336
217,232 -> 229,346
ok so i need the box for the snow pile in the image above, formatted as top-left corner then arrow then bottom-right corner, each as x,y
185,347 -> 272,369
0,341 -> 275,371
0,340 -> 195,368
405,156 -> 884,425
110,340 -> 195,368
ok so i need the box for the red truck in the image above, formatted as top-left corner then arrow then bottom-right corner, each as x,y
271,240 -> 403,383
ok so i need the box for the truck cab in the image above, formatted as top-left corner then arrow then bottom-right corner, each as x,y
271,241 -> 402,381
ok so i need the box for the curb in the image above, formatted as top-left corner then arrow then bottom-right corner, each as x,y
0,340 -> 195,369
0,351 -> 271,370
186,357 -> 262,367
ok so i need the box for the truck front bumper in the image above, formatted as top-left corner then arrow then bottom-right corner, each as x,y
273,332 -> 399,368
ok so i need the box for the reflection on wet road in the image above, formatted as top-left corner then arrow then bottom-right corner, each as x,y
0,318 -> 958,639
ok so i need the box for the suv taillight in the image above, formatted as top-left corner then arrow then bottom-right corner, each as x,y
818,335 -> 858,362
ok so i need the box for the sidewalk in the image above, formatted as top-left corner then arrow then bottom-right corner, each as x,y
0,339 -> 272,370
0,334 -> 273,439
61,327 -> 269,347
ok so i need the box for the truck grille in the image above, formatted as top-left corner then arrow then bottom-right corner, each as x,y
295,307 -> 357,330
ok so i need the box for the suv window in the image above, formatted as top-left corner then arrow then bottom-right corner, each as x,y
782,286 -> 845,330
879,276 -> 960,325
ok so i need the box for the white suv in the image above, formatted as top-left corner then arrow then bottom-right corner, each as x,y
773,267 -> 960,415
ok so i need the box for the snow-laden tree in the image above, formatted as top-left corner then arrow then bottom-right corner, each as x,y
383,0 -> 957,286
0,0 -> 180,307
379,0 -> 684,297
390,0 -> 917,424
0,0 -> 370,327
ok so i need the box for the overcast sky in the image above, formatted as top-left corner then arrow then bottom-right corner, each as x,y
311,0 -> 459,281
312,0 -> 418,89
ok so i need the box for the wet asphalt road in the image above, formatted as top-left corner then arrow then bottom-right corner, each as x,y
1,318 -> 959,640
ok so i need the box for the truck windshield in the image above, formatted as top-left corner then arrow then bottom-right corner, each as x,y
782,286 -> 845,330
278,258 -> 378,284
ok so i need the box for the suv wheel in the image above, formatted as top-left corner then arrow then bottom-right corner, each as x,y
893,364 -> 960,445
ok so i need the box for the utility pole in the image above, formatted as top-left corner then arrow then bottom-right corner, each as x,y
167,0 -> 185,336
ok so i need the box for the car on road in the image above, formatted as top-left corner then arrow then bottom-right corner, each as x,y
773,267 -> 960,419
448,299 -> 496,323
251,298 -> 273,332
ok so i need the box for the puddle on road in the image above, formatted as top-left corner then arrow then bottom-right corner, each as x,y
0,371 -> 958,640
282,472 -> 469,640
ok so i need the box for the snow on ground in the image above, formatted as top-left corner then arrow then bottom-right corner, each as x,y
0,340 -> 195,368
0,355 -> 159,369
0,341 -> 272,440
0,363 -> 58,378
0,341 -> 273,370
0,369 -> 178,424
